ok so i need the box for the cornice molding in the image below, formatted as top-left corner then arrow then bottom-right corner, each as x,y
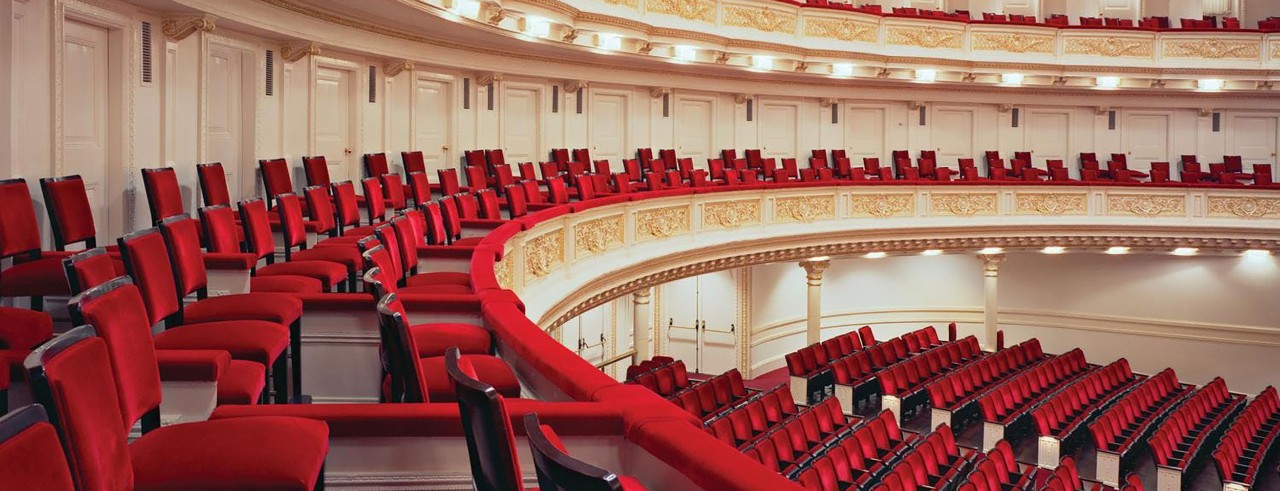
383,60 -> 415,77
281,41 -> 322,62
162,13 -> 216,42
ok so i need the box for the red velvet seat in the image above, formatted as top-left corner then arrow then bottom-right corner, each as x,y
198,204 -> 320,295
0,179 -> 80,306
376,295 -> 515,403
526,412 -> 648,490
385,214 -> 472,288
40,175 -> 110,251
364,264 -> 491,357
0,405 -> 75,490
241,198 -> 349,292
258,157 -> 304,209
27,328 -> 328,491
141,167 -> 188,225
277,193 -> 361,290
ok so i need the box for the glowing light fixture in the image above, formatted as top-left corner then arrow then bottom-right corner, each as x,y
1244,249 -> 1274,258
1001,73 -> 1025,86
920,249 -> 943,256
979,247 -> 1004,255
1172,247 -> 1199,256
864,252 -> 887,259
1042,246 -> 1066,254
915,69 -> 938,83
807,256 -> 831,262
1198,79 -> 1225,91
1106,246 -> 1130,255
751,55 -> 774,71
452,0 -> 482,18
672,45 -> 698,62
524,16 -> 552,38
1096,76 -> 1121,89
831,63 -> 856,77
595,33 -> 622,51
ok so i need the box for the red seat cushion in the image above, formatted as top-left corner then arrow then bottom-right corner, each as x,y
420,355 -> 519,402
410,323 -> 492,357
406,272 -> 472,287
257,261 -> 346,288
455,237 -> 484,246
250,276 -> 323,294
620,475 -> 648,490
0,306 -> 54,350
292,246 -> 362,272
183,293 -> 303,326
153,321 -> 289,365
315,236 -> 366,248
0,257 -> 70,297
129,416 -> 328,490
216,360 -> 267,406
0,419 -> 76,490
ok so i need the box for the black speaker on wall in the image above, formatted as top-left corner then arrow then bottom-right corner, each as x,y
1212,112 -> 1221,132
463,78 -> 471,109
918,106 -> 926,126
1108,110 -> 1117,130
1012,108 -> 1020,128
746,99 -> 753,122
552,85 -> 559,113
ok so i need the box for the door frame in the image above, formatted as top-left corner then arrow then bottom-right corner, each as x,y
756,98 -> 803,159
409,71 -> 456,171
1225,112 -> 1280,164
309,55 -> 362,182
498,80 -> 545,163
843,103 -> 891,162
201,33 -> 258,204
53,0 -> 132,239
1120,110 -> 1173,165
1022,108 -> 1074,164
931,105 -> 979,161
673,92 -> 717,159
587,86 -> 632,161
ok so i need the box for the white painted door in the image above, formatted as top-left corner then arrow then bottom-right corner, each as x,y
1025,111 -> 1071,163
414,77 -> 452,171
589,91 -> 628,163
1230,116 -> 1278,165
1124,113 -> 1170,167
933,108 -> 976,163
315,67 -> 354,182
206,44 -> 244,202
760,102 -> 799,159
1100,0 -> 1139,19
664,276 -> 701,371
572,304 -> 609,367
675,97 -> 713,161
502,86 -> 540,164
846,107 -> 886,162
61,20 -> 110,243
697,270 -> 740,376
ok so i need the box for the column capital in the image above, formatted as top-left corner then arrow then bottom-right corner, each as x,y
632,287 -> 652,303
977,253 -> 1006,276
799,257 -> 831,284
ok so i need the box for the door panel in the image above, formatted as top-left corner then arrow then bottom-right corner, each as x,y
1100,0 -> 1138,19
206,45 -> 243,201
846,107 -> 886,162
675,97 -> 713,161
1026,111 -> 1070,163
502,87 -> 540,164
664,276 -> 701,370
1124,113 -> 1169,167
61,20 -> 110,243
933,108 -> 975,162
589,91 -> 628,162
414,78 -> 451,171
760,102 -> 799,159
1230,116 -> 1278,165
698,270 -> 740,376
315,67 -> 353,182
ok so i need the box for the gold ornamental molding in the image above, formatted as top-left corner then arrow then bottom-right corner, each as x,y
723,5 -> 796,34
930,193 -> 998,217
1014,193 -> 1088,216
1207,196 -> 1280,219
849,193 -> 914,218
281,42 -> 322,62
1063,37 -> 1153,58
383,60 -> 414,77
774,195 -> 836,223
495,257 -> 513,290
703,199 -> 762,229
524,229 -> 566,280
1107,194 -> 1186,217
803,17 -> 877,43
886,26 -> 963,50
603,0 -> 639,9
1164,38 -> 1260,60
971,32 -> 1053,54
646,0 -> 715,23
1272,41 -> 1280,59
477,72 -> 502,86
635,205 -> 691,240
574,214 -> 625,257
162,13 -> 216,42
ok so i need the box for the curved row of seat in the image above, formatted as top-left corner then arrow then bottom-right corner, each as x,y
1032,359 -> 1141,440
977,349 -> 1091,427
1088,368 -> 1192,484
669,369 -> 753,421
716,395 -> 851,465
953,439 -> 1040,491
626,359 -> 691,396
880,335 -> 982,400
794,326 -> 944,406
787,330 -> 867,379
1148,377 -> 1245,490
624,355 -> 675,380
706,384 -> 802,448
794,422 -> 975,491
925,339 -> 1046,426
1212,387 -> 1280,490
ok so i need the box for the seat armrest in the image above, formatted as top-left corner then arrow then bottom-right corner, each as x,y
156,349 -> 231,382
202,252 -> 258,270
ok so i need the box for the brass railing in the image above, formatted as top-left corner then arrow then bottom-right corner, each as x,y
594,349 -> 637,370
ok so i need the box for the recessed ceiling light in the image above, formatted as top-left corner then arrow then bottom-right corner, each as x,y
915,69 -> 938,83
1042,246 -> 1066,254
1244,249 -> 1273,258
920,249 -> 943,256
751,55 -> 774,71
672,45 -> 697,62
1106,246 -> 1130,255
831,63 -> 856,77
1198,79 -> 1225,91
595,33 -> 622,51
864,252 -> 887,259
1172,247 -> 1199,256
807,256 -> 831,262
1096,76 -> 1121,89
1001,73 -> 1024,86
979,247 -> 1004,255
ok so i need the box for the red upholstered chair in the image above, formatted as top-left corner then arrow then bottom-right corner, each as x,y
572,148 -> 591,165
196,204 -> 322,295
380,173 -> 409,211
447,345 -> 534,490
68,277 -> 268,420
486,149 -> 506,171
27,326 -> 329,490
381,216 -> 472,289
402,150 -> 428,175
197,162 -> 233,207
39,175 -> 106,251
1150,162 -> 1171,183
376,295 -> 515,403
257,158 -> 296,200
0,178 -> 76,310
438,168 -> 467,197
116,228 -> 295,403
140,167 -> 188,226
1108,161 -> 1148,180
301,155 -> 334,191
464,150 -> 487,170
864,158 -> 887,179
1254,165 -> 1274,186
364,152 -> 391,178
361,177 -> 390,228
463,165 -> 488,191
526,412 -> 646,490
276,194 -> 360,281
239,198 -> 349,292
0,404 -> 75,490
329,181 -> 379,237
407,172 -> 434,208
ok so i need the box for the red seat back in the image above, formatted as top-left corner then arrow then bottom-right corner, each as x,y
0,178 -> 45,260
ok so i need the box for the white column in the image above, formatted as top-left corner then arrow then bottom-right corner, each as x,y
977,253 -> 1005,350
798,258 -> 831,346
632,288 -> 653,362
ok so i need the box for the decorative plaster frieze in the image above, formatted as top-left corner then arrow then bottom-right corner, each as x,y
635,205 -> 691,240
1164,38 -> 1259,59
1063,36 -> 1153,58
1015,193 -> 1088,215
524,229 -> 565,279
848,194 -> 914,218
575,215 -> 625,256
723,5 -> 796,34
803,17 -> 877,43
383,60 -> 414,78
1107,194 -> 1186,217
1207,196 -> 1280,219
495,257 -> 513,290
774,195 -> 835,222
281,42 -> 321,62
930,193 -> 998,216
703,199 -> 762,229
646,0 -> 715,23
886,26 -> 963,49
971,32 -> 1053,54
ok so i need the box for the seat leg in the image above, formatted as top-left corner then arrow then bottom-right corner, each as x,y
141,407 -> 161,434
290,319 -> 307,403
0,388 -> 6,414
273,356 -> 289,404
315,462 -> 326,491
31,296 -> 43,312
